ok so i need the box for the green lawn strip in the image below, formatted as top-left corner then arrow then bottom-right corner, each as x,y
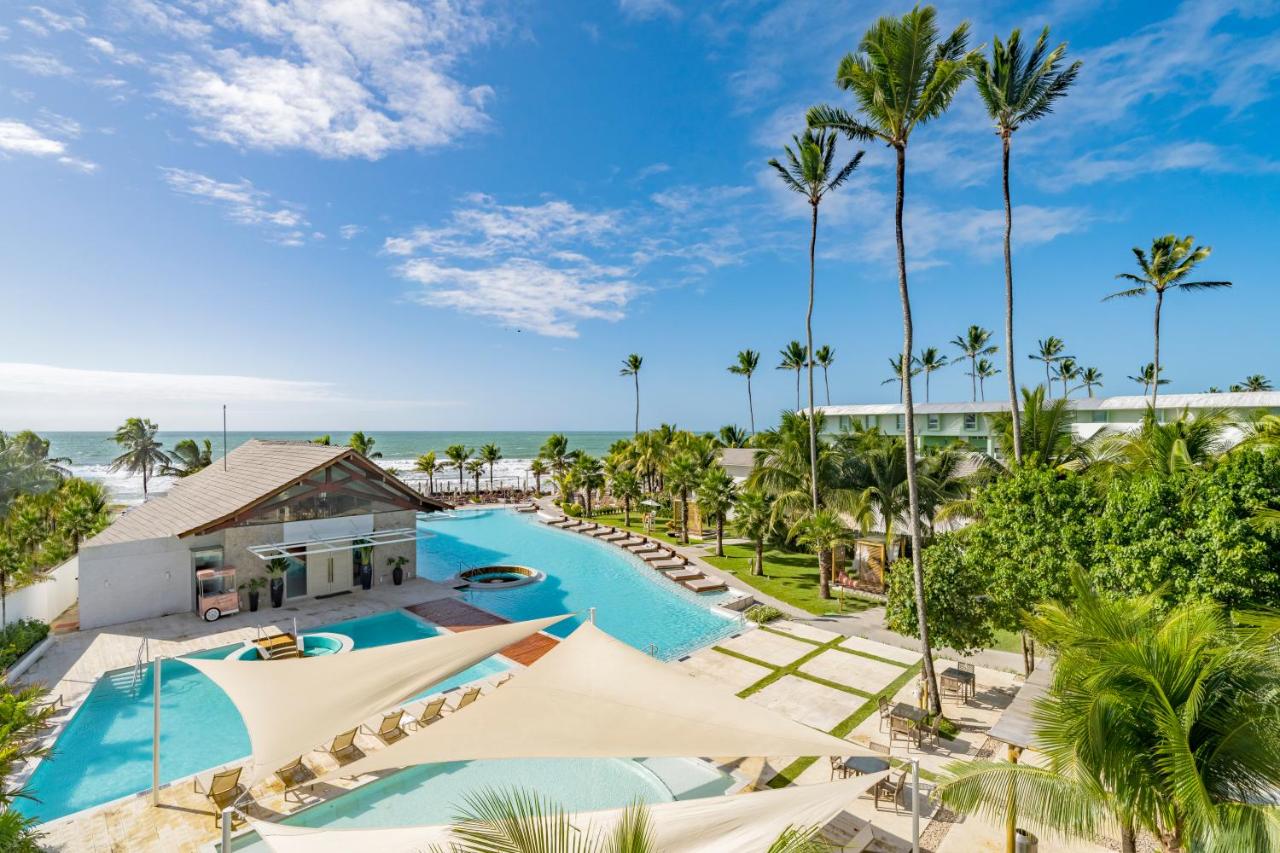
701,545 -> 877,617
829,643 -> 914,669
767,662 -> 925,789
756,625 -> 824,646
791,671 -> 873,698
710,645 -> 778,673
730,636 -> 845,698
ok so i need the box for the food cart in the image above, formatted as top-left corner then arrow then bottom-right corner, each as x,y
196,567 -> 239,622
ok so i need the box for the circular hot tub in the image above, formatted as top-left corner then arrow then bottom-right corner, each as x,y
225,631 -> 354,660
454,564 -> 544,590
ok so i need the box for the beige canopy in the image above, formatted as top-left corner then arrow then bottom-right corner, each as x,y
187,614 -> 568,782
329,621 -> 866,781
248,773 -> 889,853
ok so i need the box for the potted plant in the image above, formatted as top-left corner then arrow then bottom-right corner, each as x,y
358,545 -> 374,590
241,577 -> 266,612
386,555 -> 408,586
264,558 -> 289,608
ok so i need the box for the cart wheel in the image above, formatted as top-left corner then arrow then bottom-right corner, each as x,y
204,607 -> 221,622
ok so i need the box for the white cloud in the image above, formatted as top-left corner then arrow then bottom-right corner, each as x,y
160,167 -> 309,244
1051,140 -> 1280,187
634,162 -> 671,181
85,35 -> 143,65
0,362 -> 339,404
618,0 -> 681,21
5,50 -> 72,77
339,224 -> 364,239
0,119 -> 96,172
385,195 -> 619,258
152,0 -> 500,159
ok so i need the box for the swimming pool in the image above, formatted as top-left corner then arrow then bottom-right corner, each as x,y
418,510 -> 742,660
22,611 -> 509,824
227,757 -> 736,851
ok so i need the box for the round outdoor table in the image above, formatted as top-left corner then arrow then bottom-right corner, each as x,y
844,755 -> 891,777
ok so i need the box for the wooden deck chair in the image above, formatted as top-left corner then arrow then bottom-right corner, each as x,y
328,727 -> 360,761
409,697 -> 447,730
194,766 -> 244,826
453,686 -> 481,711
371,710 -> 406,744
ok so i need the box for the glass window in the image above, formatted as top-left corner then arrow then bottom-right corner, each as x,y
963,413 -> 977,430
191,547 -> 223,572
1092,410 -> 1108,423
895,415 -> 904,431
927,414 -> 940,431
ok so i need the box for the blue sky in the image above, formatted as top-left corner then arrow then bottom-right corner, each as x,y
1,0 -> 1277,432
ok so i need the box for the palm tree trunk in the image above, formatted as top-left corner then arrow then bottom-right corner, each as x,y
633,373 -> 640,436
624,498 -> 631,526
970,354 -> 977,402
1120,820 -> 1137,853
1002,136 -> 1023,463
806,202 -> 819,513
680,490 -> 689,545
925,370 -> 931,403
1045,361 -> 1052,398
823,366 -> 831,406
1152,290 -> 1163,410
818,547 -> 832,600
894,144 -> 942,717
794,368 -> 800,411
747,374 -> 756,434
716,515 -> 724,558
753,540 -> 764,576
142,463 -> 149,500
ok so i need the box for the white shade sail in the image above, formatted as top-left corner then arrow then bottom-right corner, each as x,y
328,621 -> 867,781
248,773 -> 890,853
187,614 -> 569,783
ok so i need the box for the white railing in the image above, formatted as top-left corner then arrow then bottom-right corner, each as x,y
129,637 -> 150,694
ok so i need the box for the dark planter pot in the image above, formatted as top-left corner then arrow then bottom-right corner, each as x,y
248,590 -> 260,612
360,566 -> 373,591
392,566 -> 404,586
270,578 -> 284,608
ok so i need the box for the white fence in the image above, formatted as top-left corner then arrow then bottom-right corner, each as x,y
4,557 -> 77,626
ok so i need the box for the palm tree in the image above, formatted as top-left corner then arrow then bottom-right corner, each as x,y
970,358 -> 1001,401
528,457 -> 548,494
1235,374 -> 1272,392
539,433 -> 570,475
56,479 -> 109,553
1054,357 -> 1082,399
917,347 -> 950,403
109,417 -> 166,499
1106,234 -> 1232,408
1080,366 -> 1103,397
812,345 -> 836,405
988,386 -> 1090,469
717,425 -> 748,448
444,444 -> 471,496
572,454 -> 605,516
619,354 -> 643,436
610,469 -> 642,525
973,27 -> 1080,461
1098,408 -> 1228,477
951,325 -> 997,402
466,458 -> 485,495
1028,337 -> 1071,397
0,431 -> 68,514
697,465 -> 738,557
348,431 -> 381,458
311,434 -> 331,445
808,6 -> 973,714
415,451 -> 437,494
734,489 -> 773,577
777,340 -> 807,411
881,354 -> 921,403
161,438 -> 213,477
935,573 -> 1280,853
479,443 -> 503,491
728,349 -> 761,434
664,452 -> 701,545
1128,363 -> 1169,395
793,509 -> 853,600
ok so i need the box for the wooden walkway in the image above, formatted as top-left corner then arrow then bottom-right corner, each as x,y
406,598 -> 560,666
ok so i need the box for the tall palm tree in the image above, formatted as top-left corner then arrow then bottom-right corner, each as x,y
971,358 -> 1001,401
415,451 -> 437,494
1128,363 -> 1169,395
539,433 -> 570,476
1053,357 -> 1082,399
0,430 -> 68,514
1234,374 -> 1272,392
697,465 -> 738,557
988,387 -> 1090,470
572,454 -> 605,516
1028,337 -> 1070,398
610,469 -> 641,525
728,349 -> 761,434
1080,367 -> 1103,397
444,444 -> 471,495
348,431 -> 381,458
951,325 -> 997,402
770,128 -> 863,515
793,508 -> 853,600
917,347 -> 950,403
1098,408 -> 1229,478
528,457 -> 548,494
160,438 -> 212,477
664,452 -> 701,545
809,6 -> 974,714
777,340 -> 807,411
1106,234 -> 1232,408
881,354 -> 921,403
973,27 -> 1080,461
109,417 -> 166,499
734,489 -> 773,577
466,458 -> 486,495
619,354 -> 643,436
812,345 -> 836,405
479,443 -> 503,491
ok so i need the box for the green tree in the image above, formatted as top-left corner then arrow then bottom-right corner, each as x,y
539,433 -> 571,476
348,431 -> 381,458
311,434 -> 331,445
0,431 -> 68,514
1028,337 -> 1070,398
1235,374 -> 1272,392
1079,366 -> 1103,397
988,386 -> 1090,470
664,452 -> 701,545
415,451 -> 438,494
697,465 -> 738,557
479,443 -> 503,491
1127,362 -> 1169,395
951,325 -> 997,402
917,346 -> 949,403
54,478 -> 110,553
161,438 -> 213,477
728,349 -> 761,434
619,354 -> 643,436
793,509 -> 852,600
1097,408 -> 1228,478
812,345 -> 835,406
734,489 -> 773,577
971,357 -> 1000,401
776,340 -> 807,411
1053,357 -> 1081,399
445,444 -> 471,496
466,458 -> 485,495
529,457 -> 548,494
572,455 -> 605,517
1106,234 -> 1232,408
110,417 -> 166,499
610,469 -> 641,525
885,534 -> 994,654
717,425 -> 748,448
973,27 -> 1080,460
881,354 -> 921,403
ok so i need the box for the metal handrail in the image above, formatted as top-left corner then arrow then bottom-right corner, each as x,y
129,638 -> 149,694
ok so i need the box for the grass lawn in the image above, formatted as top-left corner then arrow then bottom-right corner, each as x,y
702,543 -> 876,617
590,511 -> 683,545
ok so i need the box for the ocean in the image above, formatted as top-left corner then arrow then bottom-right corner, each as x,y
44,431 -> 632,506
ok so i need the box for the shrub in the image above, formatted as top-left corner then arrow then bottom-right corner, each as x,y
563,502 -> 585,518
0,620 -> 49,672
745,604 -> 783,624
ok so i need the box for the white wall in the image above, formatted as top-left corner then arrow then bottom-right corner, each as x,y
3,557 -> 79,626
77,537 -> 195,630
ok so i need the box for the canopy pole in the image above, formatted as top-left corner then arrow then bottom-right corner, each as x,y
911,758 -> 920,852
221,807 -> 233,850
152,656 -> 162,805
588,607 -> 596,624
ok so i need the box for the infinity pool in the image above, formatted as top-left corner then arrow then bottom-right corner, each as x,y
418,510 -> 741,660
22,611 -> 508,823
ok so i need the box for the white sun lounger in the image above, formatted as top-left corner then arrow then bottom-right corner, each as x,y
663,567 -> 703,581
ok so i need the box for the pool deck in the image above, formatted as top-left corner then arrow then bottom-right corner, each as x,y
404,598 -> 560,665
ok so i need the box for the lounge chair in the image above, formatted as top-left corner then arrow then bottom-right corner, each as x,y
642,550 -> 676,563
453,686 -> 482,711
590,527 -> 616,538
408,696 -> 447,730
369,710 -> 406,744
683,577 -> 727,593
872,769 -> 909,812
653,559 -> 688,571
602,530 -> 629,542
194,766 -> 244,827
631,542 -> 663,554
275,757 -> 314,800
328,727 -> 361,761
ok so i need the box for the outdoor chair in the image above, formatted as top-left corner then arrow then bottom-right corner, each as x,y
872,770 -> 909,812
274,757 -> 314,801
408,697 -> 447,730
328,727 -> 360,761
194,766 -> 244,826
453,686 -> 482,711
370,710 -> 406,744
916,718 -> 941,749
889,714 -> 916,747
832,740 -> 891,779
876,696 -> 892,732
494,674 -> 513,688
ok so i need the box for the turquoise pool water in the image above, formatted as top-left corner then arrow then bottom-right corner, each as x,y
228,757 -> 735,851
22,611 -> 508,824
418,510 -> 741,660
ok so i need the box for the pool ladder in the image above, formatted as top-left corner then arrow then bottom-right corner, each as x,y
129,638 -> 150,695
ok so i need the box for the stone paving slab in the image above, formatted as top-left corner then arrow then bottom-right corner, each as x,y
841,634 -> 921,665
680,647 -> 774,693
715,628 -> 816,667
764,620 -> 840,644
746,675 -> 861,731
800,649 -> 905,695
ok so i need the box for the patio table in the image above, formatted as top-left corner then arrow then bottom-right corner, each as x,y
940,666 -> 976,702
890,702 -> 926,724
839,754 -> 891,777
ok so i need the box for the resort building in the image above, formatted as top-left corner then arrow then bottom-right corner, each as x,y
816,390 -> 1280,454
76,440 -> 449,630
